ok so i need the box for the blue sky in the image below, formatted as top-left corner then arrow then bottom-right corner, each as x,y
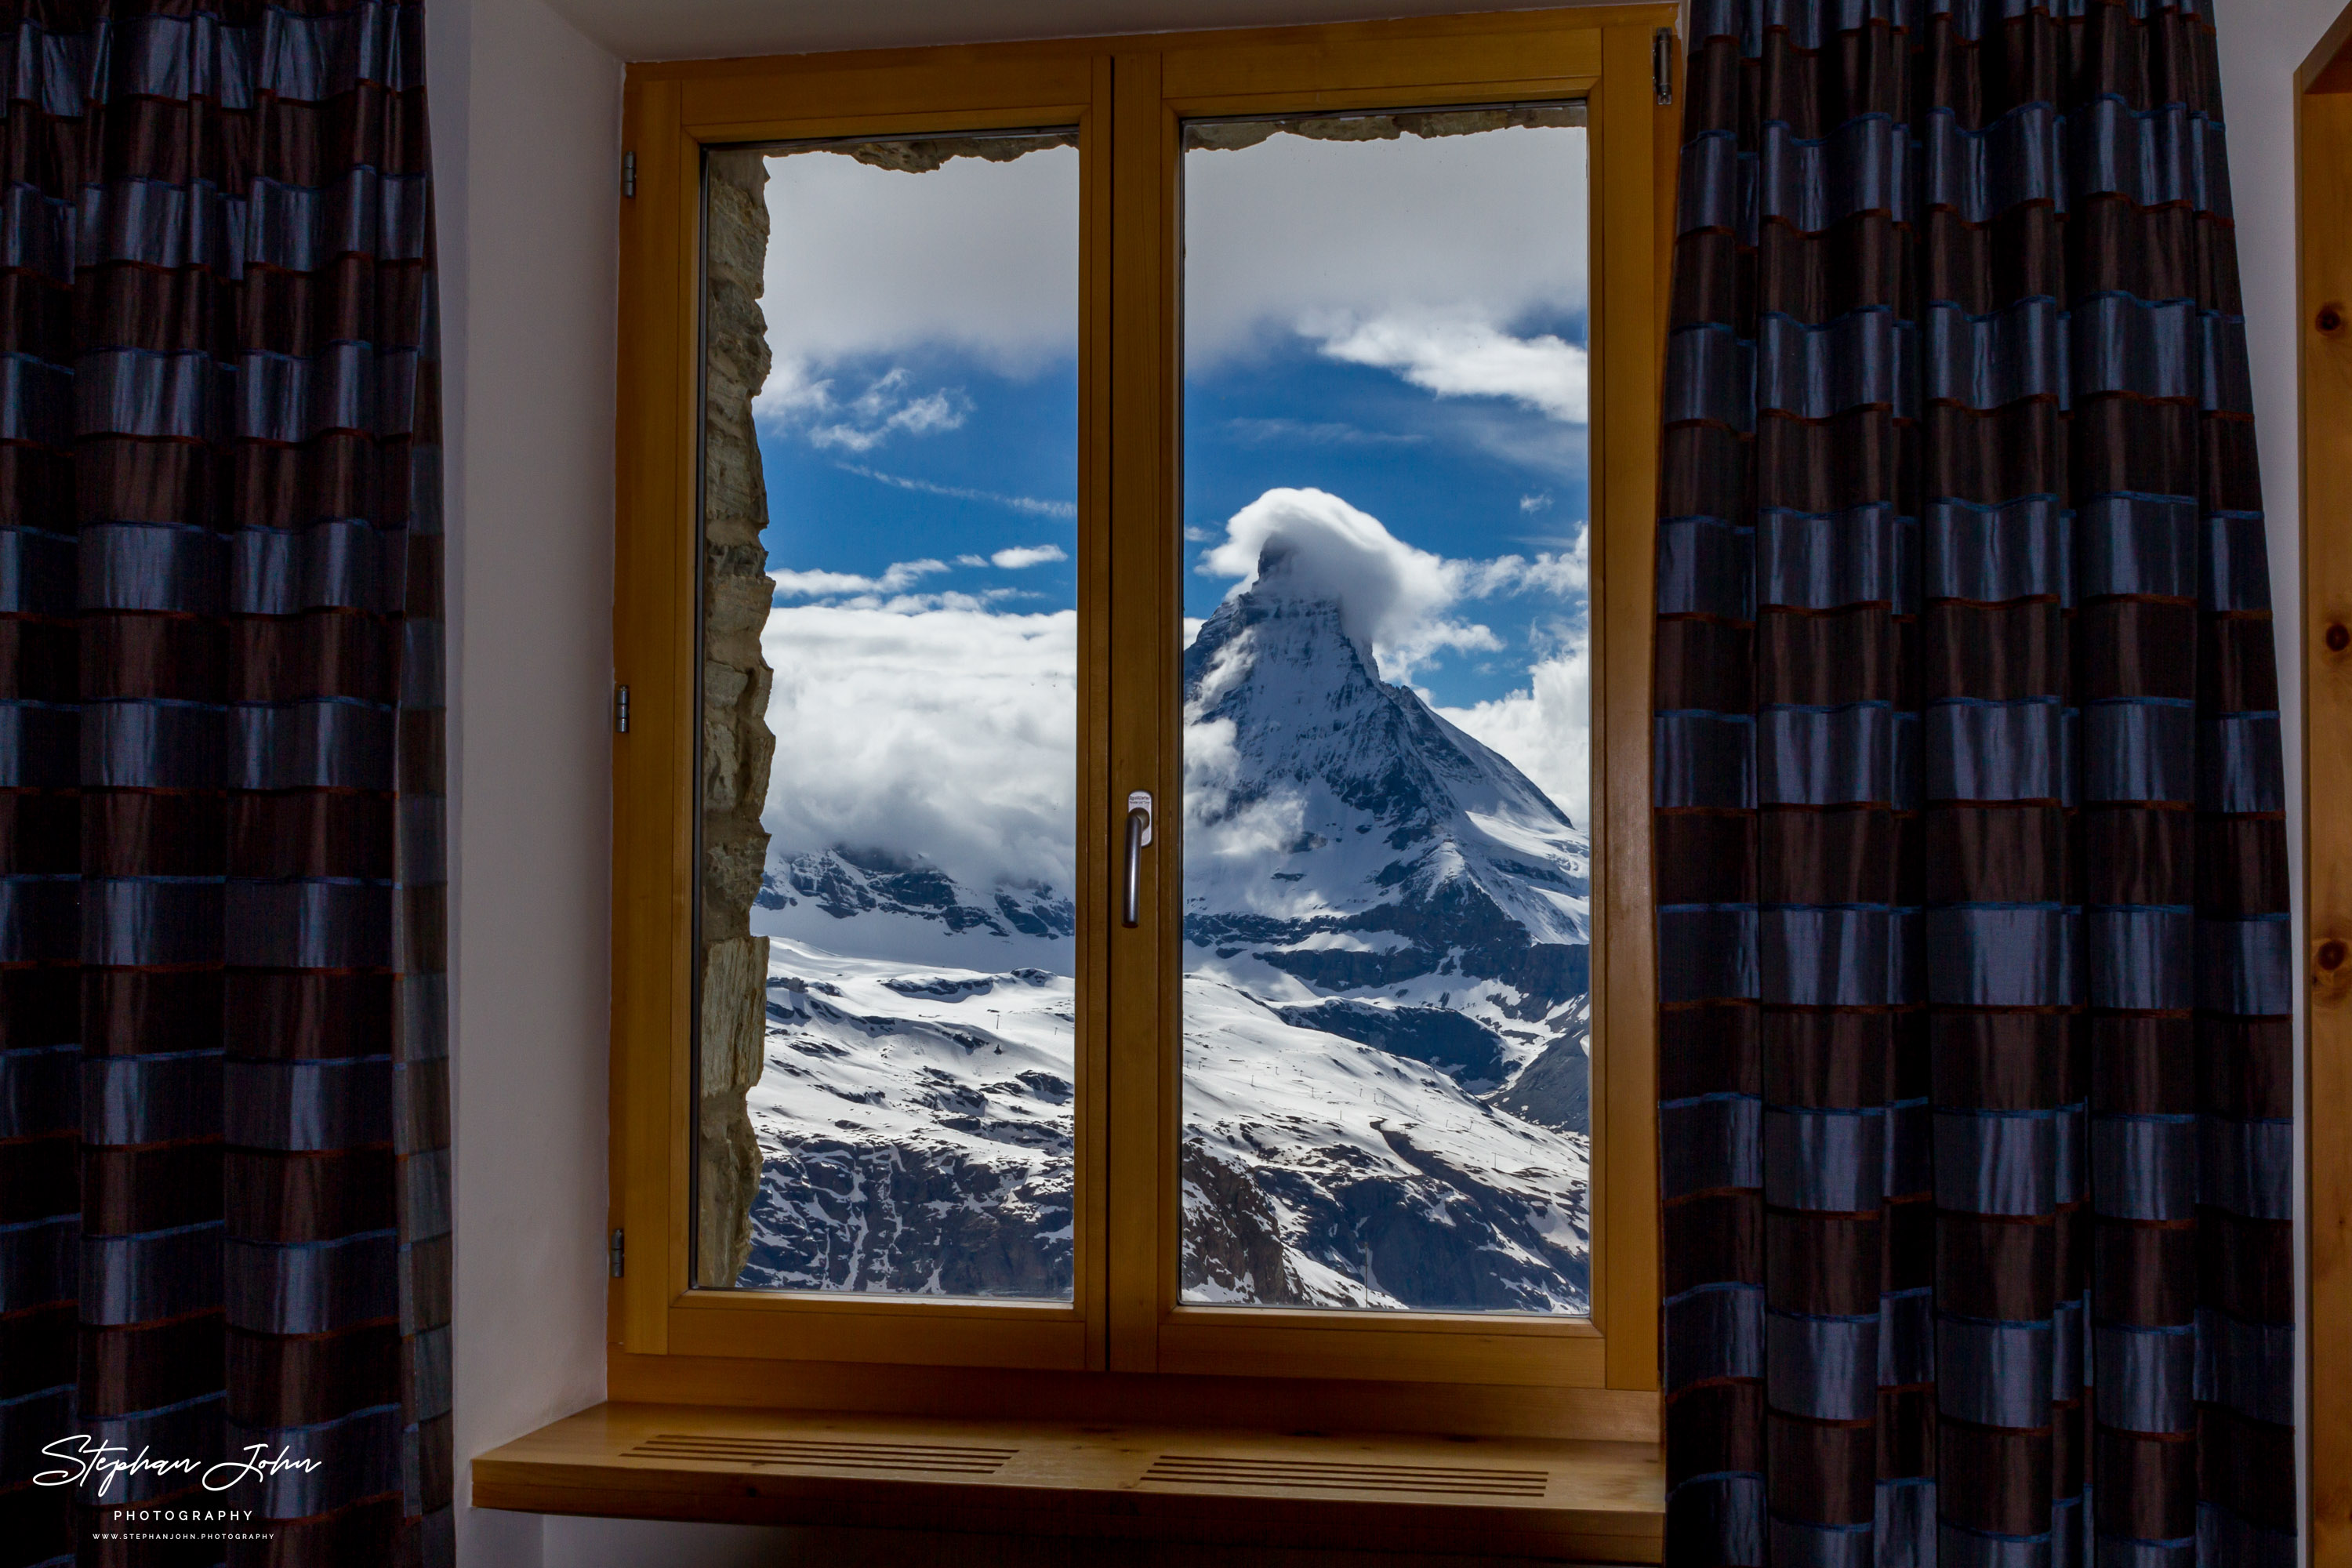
744,124 -> 1595,884
756,323 -> 1588,712
1181,318 -> 1588,710
758,349 -> 1080,617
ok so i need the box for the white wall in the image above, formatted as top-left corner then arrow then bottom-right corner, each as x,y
430,2 -> 2342,1563
430,0 -> 622,1564
534,0 -> 1646,62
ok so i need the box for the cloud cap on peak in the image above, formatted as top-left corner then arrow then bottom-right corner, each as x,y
1198,488 -> 1501,681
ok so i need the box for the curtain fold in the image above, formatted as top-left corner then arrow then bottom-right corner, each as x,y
0,2 -> 451,1563
1654,0 -> 2293,1563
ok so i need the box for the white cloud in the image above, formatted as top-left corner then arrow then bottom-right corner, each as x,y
758,366 -> 969,452
1436,625 -> 1592,830
1197,488 -> 1502,682
757,490 -> 1588,895
1309,312 -> 1587,423
1184,127 -> 1588,368
762,604 -> 1078,895
1459,528 -> 1589,601
752,356 -> 829,423
762,147 -> 1080,372
770,558 -> 948,598
990,544 -> 1069,568
812,394 -> 962,450
747,128 -> 1587,404
1182,712 -> 1310,883
1520,492 -> 1553,514
1221,417 -> 1424,448
837,463 -> 1076,520
858,590 -> 1027,613
1196,488 -> 1588,683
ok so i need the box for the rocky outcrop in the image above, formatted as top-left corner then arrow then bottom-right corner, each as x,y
1490,1030 -> 1591,1135
697,148 -> 778,1287
1179,1139 -> 1312,1305
697,934 -> 766,1286
1184,104 -> 1581,153
842,131 -> 1073,173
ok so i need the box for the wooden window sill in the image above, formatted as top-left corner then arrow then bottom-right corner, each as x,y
471,1402 -> 1665,1563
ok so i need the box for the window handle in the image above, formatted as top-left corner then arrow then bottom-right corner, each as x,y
1123,790 -> 1154,928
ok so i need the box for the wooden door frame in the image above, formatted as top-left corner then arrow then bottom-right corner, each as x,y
2300,7 -> 2352,1559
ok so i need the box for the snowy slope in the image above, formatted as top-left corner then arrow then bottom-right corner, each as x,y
1182,974 -> 1588,1312
739,937 -> 1076,1297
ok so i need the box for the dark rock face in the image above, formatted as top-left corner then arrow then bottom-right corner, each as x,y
881,974 -> 996,1001
1180,1140 -> 1312,1305
743,1138 -> 1073,1297
1274,1000 -> 1511,1091
1490,1033 -> 1591,1134
695,148 -> 780,1288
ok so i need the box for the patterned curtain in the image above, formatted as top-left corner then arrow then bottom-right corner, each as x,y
1654,1 -> 2292,1563
0,3 -> 449,1564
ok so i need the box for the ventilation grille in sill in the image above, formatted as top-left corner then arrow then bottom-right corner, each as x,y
1139,1454 -> 1548,1498
624,1435 -> 1015,1475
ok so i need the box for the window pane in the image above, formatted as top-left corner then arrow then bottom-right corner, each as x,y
697,136 -> 1080,1298
1178,109 -> 1592,1313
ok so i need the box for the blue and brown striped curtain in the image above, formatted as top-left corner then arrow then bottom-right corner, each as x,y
1654,0 -> 2292,1563
0,2 -> 450,1563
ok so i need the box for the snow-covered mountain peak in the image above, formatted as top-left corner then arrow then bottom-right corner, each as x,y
1237,532 -> 1385,666
1182,564 -> 1589,967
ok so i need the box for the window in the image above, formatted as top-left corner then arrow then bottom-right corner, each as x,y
1174,105 -> 1593,1318
612,8 -> 1671,1427
694,133 -> 1082,1303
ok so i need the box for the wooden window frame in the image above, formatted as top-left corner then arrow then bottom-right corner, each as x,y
610,5 -> 1675,1441
2301,5 -> 2352,1556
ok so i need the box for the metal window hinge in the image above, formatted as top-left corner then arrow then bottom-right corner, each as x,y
615,684 -> 630,734
610,1229 -> 626,1278
1653,27 -> 1676,106
622,150 -> 637,198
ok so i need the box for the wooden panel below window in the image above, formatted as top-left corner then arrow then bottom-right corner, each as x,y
473,1403 -> 1664,1563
